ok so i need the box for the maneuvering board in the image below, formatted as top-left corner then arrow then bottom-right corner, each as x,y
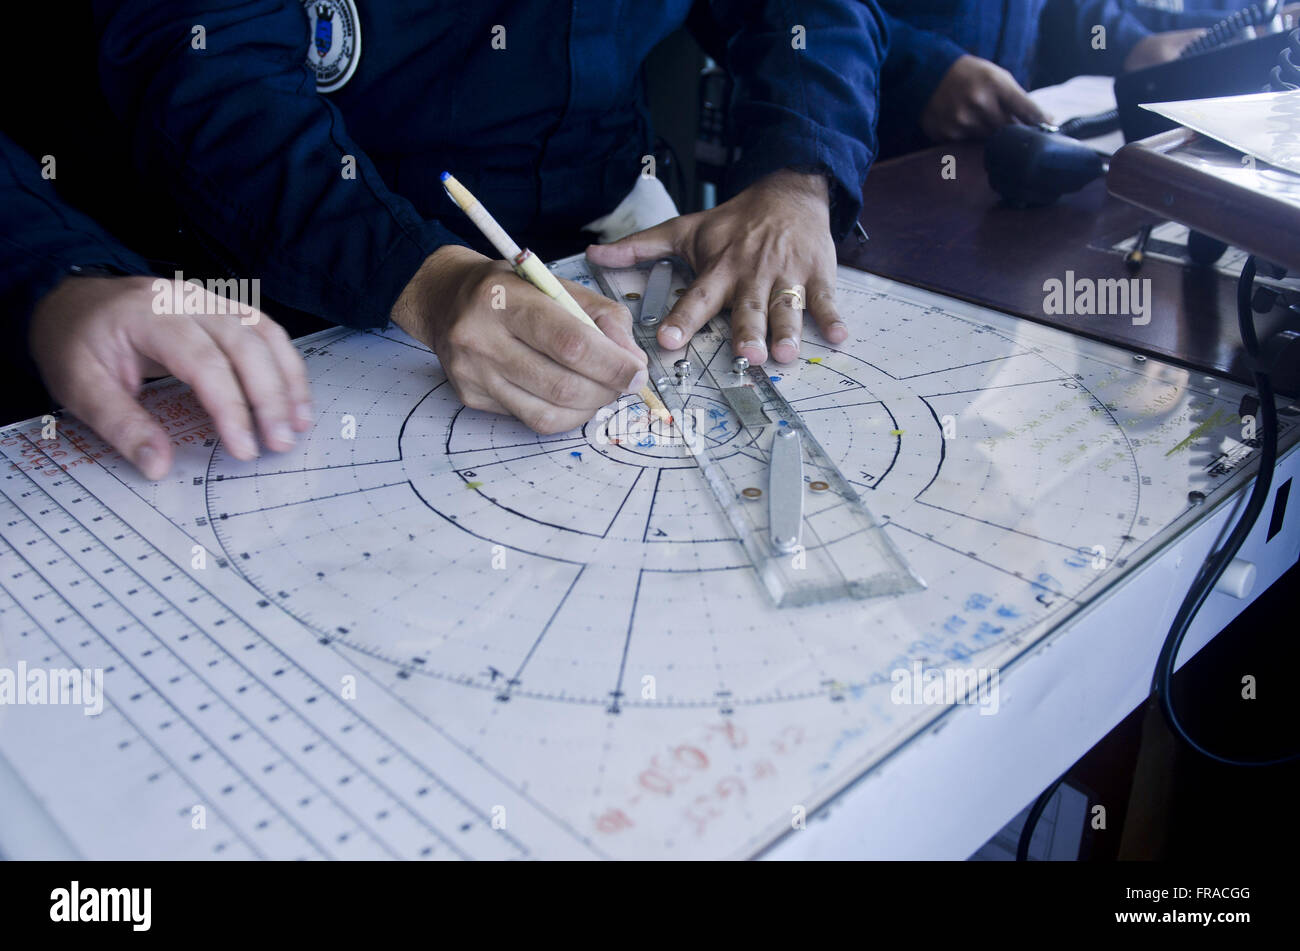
0,257 -> 1290,859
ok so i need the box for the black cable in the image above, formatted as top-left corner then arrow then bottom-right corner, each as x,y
1179,0 -> 1284,58
1057,108 -> 1120,140
1151,256 -> 1296,767
1015,774 -> 1066,861
1018,256 -> 1292,859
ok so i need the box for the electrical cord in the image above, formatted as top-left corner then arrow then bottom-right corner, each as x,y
1151,255 -> 1296,767
1180,0 -> 1285,58
1017,256 -> 1293,859
1015,774 -> 1067,861
1056,108 -> 1121,140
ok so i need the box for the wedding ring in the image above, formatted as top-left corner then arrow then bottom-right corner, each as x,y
770,285 -> 805,310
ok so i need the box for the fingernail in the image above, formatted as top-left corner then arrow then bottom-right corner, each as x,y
296,402 -> 313,424
135,444 -> 164,480
776,337 -> 800,358
737,338 -> 765,357
271,422 -> 295,447
626,369 -> 649,394
661,326 -> 683,348
232,431 -> 259,459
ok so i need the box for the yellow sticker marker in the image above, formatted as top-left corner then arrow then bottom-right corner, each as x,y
807,357 -> 823,364
890,429 -> 904,436
466,481 -> 484,490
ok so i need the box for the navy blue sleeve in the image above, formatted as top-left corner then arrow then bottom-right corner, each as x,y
92,0 -> 467,331
0,132 -> 151,346
876,13 -> 968,158
703,0 -> 889,241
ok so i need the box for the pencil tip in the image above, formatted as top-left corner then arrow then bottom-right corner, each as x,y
440,171 -> 451,182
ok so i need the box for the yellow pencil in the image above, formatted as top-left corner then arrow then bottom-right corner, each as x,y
440,171 -> 670,422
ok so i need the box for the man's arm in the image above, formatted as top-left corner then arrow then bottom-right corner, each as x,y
1067,1 -> 1251,74
93,0 -> 648,437
93,0 -> 466,330
0,132 -> 151,331
1,130 -> 311,478
876,14 -> 969,155
877,14 -> 1047,151
589,1 -> 888,367
703,0 -> 888,241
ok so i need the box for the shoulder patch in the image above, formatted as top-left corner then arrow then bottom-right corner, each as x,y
303,0 -> 361,94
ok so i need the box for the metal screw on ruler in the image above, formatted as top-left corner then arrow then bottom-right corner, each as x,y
674,359 -> 691,383
732,357 -> 749,373
1188,490 -> 1206,505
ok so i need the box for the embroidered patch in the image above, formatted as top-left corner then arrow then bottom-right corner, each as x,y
303,0 -> 361,93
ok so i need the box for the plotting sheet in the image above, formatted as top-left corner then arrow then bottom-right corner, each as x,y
0,259 -> 1288,859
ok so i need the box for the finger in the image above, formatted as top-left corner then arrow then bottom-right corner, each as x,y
252,316 -> 313,431
583,217 -> 685,269
766,284 -> 806,364
494,335 -> 625,411
201,318 -> 297,452
567,280 -> 645,364
484,373 -> 596,436
507,288 -> 646,393
728,277 -> 771,365
966,93 -> 1011,137
63,364 -> 173,480
805,275 -> 847,346
658,271 -> 731,351
137,321 -> 260,461
1000,85 -> 1048,126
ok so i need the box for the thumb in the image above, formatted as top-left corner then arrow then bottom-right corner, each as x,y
583,216 -> 684,269
66,366 -> 173,480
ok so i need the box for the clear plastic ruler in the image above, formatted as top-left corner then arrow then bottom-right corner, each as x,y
591,257 -> 924,607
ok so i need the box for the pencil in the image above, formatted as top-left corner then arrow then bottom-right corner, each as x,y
440,172 -> 670,422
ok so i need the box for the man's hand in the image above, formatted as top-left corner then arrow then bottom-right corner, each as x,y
920,55 -> 1049,142
1125,7 -> 1300,71
28,276 -> 312,480
1123,27 -> 1207,70
585,170 -> 842,365
392,244 -> 648,435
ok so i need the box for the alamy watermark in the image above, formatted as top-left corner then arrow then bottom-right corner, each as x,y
890,661 -> 1000,716
151,271 -> 261,324
1043,271 -> 1150,326
0,662 -> 104,716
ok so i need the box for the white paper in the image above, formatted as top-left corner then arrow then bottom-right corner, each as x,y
1142,89 -> 1300,175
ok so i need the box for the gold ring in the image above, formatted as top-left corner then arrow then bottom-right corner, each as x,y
770,285 -> 805,310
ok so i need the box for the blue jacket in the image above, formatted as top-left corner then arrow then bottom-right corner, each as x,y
877,0 -> 1248,157
93,1 -> 887,332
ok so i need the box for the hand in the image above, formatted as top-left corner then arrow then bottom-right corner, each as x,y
585,170 -> 843,365
1126,6 -> 1300,70
392,244 -> 648,435
1123,28 -> 1207,70
920,55 -> 1049,142
28,275 -> 312,480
